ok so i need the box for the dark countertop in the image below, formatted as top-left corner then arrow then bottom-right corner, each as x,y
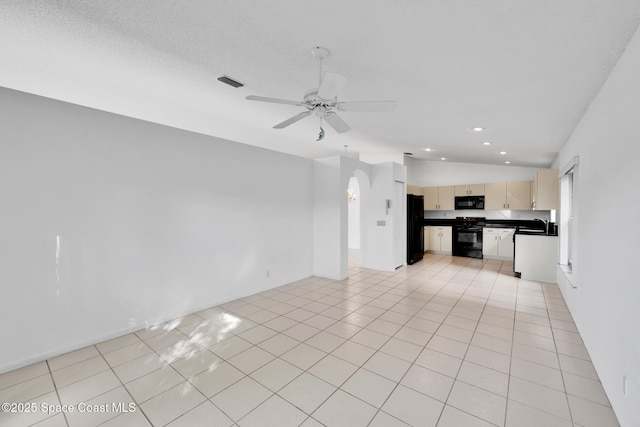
423,218 -> 458,226
423,218 -> 558,236
515,229 -> 558,236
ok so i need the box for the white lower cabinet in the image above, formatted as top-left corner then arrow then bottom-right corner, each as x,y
483,228 -> 515,260
427,226 -> 452,254
423,226 -> 430,252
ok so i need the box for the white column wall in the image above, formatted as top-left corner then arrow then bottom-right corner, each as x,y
0,87 -> 314,373
312,157 -> 343,279
360,163 -> 407,272
552,24 -> 640,427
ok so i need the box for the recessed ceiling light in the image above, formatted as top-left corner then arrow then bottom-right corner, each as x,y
424,148 -> 433,151
482,142 -> 492,146
440,157 -> 446,160
472,127 -> 485,132
499,151 -> 508,155
505,161 -> 511,164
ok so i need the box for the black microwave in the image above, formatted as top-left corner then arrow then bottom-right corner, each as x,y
455,196 -> 485,210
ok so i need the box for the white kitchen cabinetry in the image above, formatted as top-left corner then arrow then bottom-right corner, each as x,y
423,226 -> 430,252
485,181 -> 531,210
407,184 -> 423,196
423,186 -> 455,210
483,228 -> 515,260
533,169 -> 559,210
428,226 -> 452,254
454,184 -> 485,196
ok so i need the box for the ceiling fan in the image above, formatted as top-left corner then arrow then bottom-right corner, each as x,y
246,47 -> 396,136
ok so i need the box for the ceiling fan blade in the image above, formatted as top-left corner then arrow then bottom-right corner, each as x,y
324,112 -> 351,133
273,111 -> 313,129
317,72 -> 347,99
337,101 -> 397,112
246,95 -> 303,106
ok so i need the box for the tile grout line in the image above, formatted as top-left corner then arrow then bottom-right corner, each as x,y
542,281 -> 575,426
45,359 -> 71,427
504,268 -> 519,427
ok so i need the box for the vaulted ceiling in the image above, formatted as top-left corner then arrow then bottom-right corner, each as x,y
2,1 -> 640,167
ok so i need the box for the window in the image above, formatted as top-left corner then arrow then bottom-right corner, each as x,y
559,157 -> 579,287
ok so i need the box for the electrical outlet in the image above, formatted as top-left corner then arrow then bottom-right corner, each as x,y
623,375 -> 628,396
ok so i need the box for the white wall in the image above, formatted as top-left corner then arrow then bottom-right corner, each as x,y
407,157 -> 537,187
359,152 -> 406,165
552,25 -> 640,427
312,157 -> 344,279
0,87 -> 314,373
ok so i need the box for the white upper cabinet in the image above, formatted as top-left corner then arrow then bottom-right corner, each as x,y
423,186 -> 454,210
533,169 -> 559,210
438,186 -> 455,210
454,184 -> 485,196
423,186 -> 439,210
485,181 -> 531,210
485,182 -> 507,210
506,181 -> 532,210
407,184 -> 424,196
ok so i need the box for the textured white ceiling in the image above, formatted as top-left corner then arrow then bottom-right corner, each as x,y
2,1 -> 640,167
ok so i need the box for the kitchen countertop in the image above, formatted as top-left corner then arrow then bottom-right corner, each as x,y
423,218 -> 558,236
515,229 -> 558,236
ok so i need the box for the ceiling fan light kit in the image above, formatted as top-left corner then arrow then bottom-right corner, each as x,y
246,46 -> 396,139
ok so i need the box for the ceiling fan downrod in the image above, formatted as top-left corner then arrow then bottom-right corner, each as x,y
311,46 -> 331,87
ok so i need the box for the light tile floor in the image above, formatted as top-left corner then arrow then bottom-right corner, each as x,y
0,254 -> 620,427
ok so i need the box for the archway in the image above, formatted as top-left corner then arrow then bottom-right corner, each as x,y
344,167 -> 371,275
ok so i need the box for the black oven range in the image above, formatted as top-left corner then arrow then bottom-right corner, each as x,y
453,217 -> 486,259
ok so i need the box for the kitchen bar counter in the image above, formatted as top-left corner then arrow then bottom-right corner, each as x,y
514,233 -> 559,282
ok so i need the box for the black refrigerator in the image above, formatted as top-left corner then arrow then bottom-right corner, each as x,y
407,194 -> 424,264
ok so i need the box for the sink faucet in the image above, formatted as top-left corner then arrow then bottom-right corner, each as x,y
534,218 -> 549,234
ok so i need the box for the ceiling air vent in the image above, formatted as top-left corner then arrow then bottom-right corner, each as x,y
217,75 -> 244,88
